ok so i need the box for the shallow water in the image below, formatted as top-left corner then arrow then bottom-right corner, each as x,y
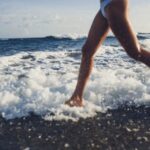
0,34 -> 150,121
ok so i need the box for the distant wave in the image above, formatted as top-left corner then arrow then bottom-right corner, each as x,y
0,36 -> 86,42
45,35 -> 86,41
0,35 -> 116,42
0,38 -> 10,41
137,33 -> 150,40
0,32 -> 150,42
44,33 -> 147,40
138,32 -> 150,35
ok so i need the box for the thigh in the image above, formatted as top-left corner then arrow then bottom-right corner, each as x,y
105,0 -> 141,56
84,11 -> 110,56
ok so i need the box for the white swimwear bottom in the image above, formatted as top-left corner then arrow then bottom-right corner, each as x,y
100,0 -> 112,18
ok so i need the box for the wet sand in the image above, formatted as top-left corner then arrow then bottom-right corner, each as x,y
0,106 -> 150,150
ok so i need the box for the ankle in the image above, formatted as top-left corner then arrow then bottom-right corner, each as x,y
71,94 -> 82,101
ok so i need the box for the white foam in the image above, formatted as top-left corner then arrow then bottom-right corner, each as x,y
0,45 -> 150,121
55,33 -> 86,40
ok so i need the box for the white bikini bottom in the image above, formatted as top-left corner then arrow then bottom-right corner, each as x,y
100,0 -> 112,18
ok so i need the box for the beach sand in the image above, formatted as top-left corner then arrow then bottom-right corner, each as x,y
0,106 -> 150,150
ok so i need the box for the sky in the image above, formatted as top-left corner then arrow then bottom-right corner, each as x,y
0,0 -> 150,38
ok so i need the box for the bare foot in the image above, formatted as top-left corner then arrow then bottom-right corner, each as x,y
65,96 -> 84,107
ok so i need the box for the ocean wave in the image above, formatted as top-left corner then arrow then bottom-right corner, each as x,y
0,32 -> 150,42
0,47 -> 150,121
45,35 -> 85,41
0,38 -> 10,41
45,33 -> 87,40
0,34 -> 87,42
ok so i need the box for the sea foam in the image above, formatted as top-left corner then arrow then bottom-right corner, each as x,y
0,44 -> 150,121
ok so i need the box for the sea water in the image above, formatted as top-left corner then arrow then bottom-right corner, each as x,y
0,33 -> 150,121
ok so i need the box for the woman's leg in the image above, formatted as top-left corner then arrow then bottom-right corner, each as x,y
105,0 -> 150,66
65,11 -> 110,107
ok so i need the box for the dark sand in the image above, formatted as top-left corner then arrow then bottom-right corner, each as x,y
0,106 -> 150,150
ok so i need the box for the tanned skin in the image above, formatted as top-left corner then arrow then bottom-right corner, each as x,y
65,0 -> 150,107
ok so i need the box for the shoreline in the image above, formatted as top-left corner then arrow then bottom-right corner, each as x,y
0,106 -> 150,150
